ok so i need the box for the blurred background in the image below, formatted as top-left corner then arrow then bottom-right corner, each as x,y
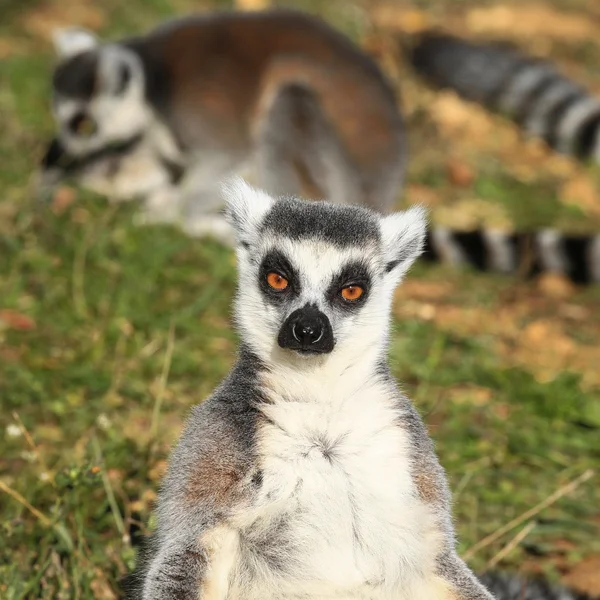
0,0 -> 599,598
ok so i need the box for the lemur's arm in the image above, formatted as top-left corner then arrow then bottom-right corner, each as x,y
401,402 -> 495,600
141,534 -> 207,600
435,550 -> 495,600
131,399 -> 256,600
141,516 -> 240,600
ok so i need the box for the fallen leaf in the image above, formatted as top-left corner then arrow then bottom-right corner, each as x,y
447,159 -> 475,187
563,555 -> 600,597
142,488 -> 157,504
129,500 -> 145,513
108,468 -> 125,483
560,176 -> 600,217
417,303 -> 436,320
0,310 -> 36,331
429,92 -> 496,139
51,186 -> 76,215
536,273 -> 576,300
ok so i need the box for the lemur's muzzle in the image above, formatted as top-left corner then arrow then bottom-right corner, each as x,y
278,305 -> 334,355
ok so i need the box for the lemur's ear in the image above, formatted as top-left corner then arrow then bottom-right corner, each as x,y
222,178 -> 275,247
380,205 -> 428,281
53,27 -> 98,58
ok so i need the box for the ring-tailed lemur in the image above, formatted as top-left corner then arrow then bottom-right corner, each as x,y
125,178 -> 495,600
38,9 -> 600,285
41,9 -> 406,242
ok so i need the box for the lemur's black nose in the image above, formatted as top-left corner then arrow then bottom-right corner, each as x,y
293,318 -> 322,345
278,305 -> 334,354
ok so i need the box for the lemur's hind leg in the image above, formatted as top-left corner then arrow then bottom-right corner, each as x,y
134,178 -> 235,246
157,157 -> 241,245
255,83 -> 363,205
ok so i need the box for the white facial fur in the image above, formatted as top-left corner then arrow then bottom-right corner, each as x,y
52,28 -> 151,156
223,179 -> 427,372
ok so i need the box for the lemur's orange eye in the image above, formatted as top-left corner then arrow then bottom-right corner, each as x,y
267,272 -> 289,291
341,285 -> 364,302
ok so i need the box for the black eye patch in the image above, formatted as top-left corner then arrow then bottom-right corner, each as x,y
52,51 -> 98,100
326,261 -> 371,310
68,112 -> 97,137
258,249 -> 300,303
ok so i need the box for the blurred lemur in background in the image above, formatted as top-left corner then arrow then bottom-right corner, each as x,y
40,10 -> 600,284
42,10 -> 406,243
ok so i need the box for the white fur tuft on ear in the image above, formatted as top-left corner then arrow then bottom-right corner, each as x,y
380,205 -> 428,279
52,27 -> 98,58
222,177 -> 275,246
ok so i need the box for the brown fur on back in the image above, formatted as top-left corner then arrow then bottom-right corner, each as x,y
137,10 -> 402,177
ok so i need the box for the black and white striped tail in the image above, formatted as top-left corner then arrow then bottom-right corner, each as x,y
423,226 -> 600,285
478,571 -> 596,600
410,32 -> 600,161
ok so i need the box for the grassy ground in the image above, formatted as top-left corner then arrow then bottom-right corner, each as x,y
1,0 -> 599,598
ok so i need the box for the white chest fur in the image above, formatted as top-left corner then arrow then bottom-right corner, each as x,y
226,376 -> 441,600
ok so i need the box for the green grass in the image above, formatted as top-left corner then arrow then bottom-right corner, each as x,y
1,0 -> 600,598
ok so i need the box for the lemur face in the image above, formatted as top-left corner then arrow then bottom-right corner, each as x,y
49,28 -> 149,158
224,179 -> 427,363
256,239 -> 375,356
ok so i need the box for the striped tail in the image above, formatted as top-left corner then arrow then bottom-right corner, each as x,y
423,226 -> 600,285
478,571 -> 596,600
409,31 -> 600,161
